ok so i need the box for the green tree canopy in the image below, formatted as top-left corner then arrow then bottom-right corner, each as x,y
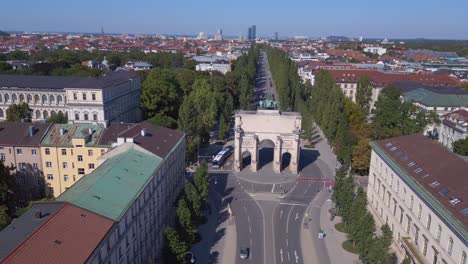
47,111 -> 68,124
452,138 -> 468,156
6,102 -> 32,122
355,75 -> 372,115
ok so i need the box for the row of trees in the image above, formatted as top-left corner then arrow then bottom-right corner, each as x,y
5,102 -> 68,123
164,162 -> 210,263
333,168 -> 394,263
142,44 -> 258,162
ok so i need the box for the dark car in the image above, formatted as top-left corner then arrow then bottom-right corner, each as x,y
240,247 -> 249,259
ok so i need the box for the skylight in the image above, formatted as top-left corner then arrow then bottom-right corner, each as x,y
402,156 -> 409,161
395,150 -> 403,156
422,173 -> 430,178
439,188 -> 449,196
430,181 -> 440,187
385,142 -> 392,147
414,168 -> 423,174
449,197 -> 461,206
462,208 -> 468,217
408,161 -> 416,167
390,146 -> 397,151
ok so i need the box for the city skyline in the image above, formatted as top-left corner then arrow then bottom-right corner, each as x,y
1,0 -> 468,39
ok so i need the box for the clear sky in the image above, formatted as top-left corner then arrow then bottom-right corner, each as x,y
2,0 -> 468,39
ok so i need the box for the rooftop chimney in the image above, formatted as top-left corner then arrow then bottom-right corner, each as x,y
28,126 -> 35,137
34,210 -> 42,219
88,128 -> 93,135
141,128 -> 146,137
60,128 -> 65,136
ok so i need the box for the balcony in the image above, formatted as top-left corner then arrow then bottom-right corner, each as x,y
400,237 -> 425,264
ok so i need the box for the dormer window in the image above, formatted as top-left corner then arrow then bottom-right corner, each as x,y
430,181 -> 440,188
408,161 -> 416,167
449,197 -> 461,206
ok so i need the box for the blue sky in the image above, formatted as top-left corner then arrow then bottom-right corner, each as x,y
2,0 -> 468,39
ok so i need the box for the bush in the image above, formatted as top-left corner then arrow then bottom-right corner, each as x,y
342,240 -> 359,254
335,222 -> 348,233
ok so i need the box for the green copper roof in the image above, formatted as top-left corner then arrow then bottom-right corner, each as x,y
57,148 -> 162,221
402,88 -> 468,107
41,123 -> 106,147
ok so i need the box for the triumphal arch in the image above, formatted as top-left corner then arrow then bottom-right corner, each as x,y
233,110 -> 302,174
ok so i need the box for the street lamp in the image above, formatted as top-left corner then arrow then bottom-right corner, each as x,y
185,252 -> 196,263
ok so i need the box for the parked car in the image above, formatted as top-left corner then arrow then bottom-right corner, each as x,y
239,247 -> 249,259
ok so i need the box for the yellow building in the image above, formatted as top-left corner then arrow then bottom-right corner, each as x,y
40,123 -> 110,196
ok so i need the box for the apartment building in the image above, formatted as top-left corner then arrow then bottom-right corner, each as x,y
0,123 -> 50,202
0,70 -> 142,124
368,134 -> 467,264
0,122 -> 186,264
40,123 -> 110,196
438,110 -> 468,151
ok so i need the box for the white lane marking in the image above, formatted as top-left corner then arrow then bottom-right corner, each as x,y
280,248 -> 284,263
247,215 -> 250,223
280,210 -> 283,219
271,184 -> 275,193
286,206 -> 293,234
286,239 -> 288,246
295,212 -> 299,221
249,226 -> 252,233
294,250 -> 299,263
280,202 -> 308,206
250,239 -> 253,259
287,251 -> 290,261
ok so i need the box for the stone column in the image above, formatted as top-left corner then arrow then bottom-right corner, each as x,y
233,128 -> 242,172
273,136 -> 282,173
251,135 -> 259,172
291,136 -> 300,174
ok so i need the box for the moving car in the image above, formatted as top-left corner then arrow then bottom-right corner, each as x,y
239,246 -> 249,259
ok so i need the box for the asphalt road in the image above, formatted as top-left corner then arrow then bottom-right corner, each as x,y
254,50 -> 277,109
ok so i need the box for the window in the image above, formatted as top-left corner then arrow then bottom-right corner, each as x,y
92,93 -> 96,100
84,113 -> 88,120
18,163 -> 26,169
31,149 -> 37,155
62,162 -> 67,169
418,204 -> 422,219
414,168 -> 423,173
78,168 -> 85,175
89,163 -> 95,169
75,113 -> 80,120
45,148 -> 50,155
61,149 -> 67,155
408,161 -> 416,167
439,188 -> 449,196
64,175 -> 69,182
47,174 -> 53,180
461,252 -> 466,264
16,149 -> 22,155
427,214 -> 431,230
46,162 -> 52,168
73,93 -> 77,100
77,155 -> 83,162
93,113 -> 98,121
448,237 -> 453,255
0,153 -> 5,161
436,225 -> 442,241
82,93 -> 87,100
406,216 -> 411,234
430,181 -> 440,187
33,163 -> 38,169
390,146 -> 397,151
101,149 -> 106,155
423,237 -> 428,256
450,197 -> 461,205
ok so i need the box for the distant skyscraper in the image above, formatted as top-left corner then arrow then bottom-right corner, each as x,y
274,32 -> 279,41
198,32 -> 207,40
247,25 -> 257,41
215,29 -> 223,41
248,27 -> 252,41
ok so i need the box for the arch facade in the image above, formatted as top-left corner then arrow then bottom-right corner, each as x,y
234,110 -> 302,174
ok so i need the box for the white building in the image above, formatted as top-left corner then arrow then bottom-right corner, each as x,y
364,46 -> 387,56
368,134 -> 467,264
198,32 -> 208,40
438,110 -> 468,151
196,63 -> 231,74
123,61 -> 152,71
0,71 -> 142,124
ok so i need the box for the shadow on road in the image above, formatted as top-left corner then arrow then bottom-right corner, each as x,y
299,149 -> 320,172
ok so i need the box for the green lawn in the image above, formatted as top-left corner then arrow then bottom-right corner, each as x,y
334,222 -> 348,233
342,240 -> 359,254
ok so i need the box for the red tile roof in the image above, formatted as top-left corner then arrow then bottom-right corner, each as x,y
1,203 -> 113,264
375,134 -> 468,228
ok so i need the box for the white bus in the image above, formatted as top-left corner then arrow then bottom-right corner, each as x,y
212,146 -> 234,169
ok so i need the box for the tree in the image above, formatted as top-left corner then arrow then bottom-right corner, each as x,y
351,138 -> 371,175
218,114 -> 229,140
147,113 -> 177,129
164,227 -> 189,263
193,161 -> 210,206
176,199 -> 196,244
47,111 -> 68,124
141,68 -> 182,119
453,138 -> 468,155
6,102 -> 31,122
239,75 -> 252,110
0,205 -> 10,230
184,180 -> 201,218
355,76 -> 372,115
367,224 -> 393,264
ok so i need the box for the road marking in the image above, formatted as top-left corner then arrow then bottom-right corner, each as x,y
286,239 -> 288,246
285,206 -> 293,234
280,202 -> 308,207
287,251 -> 290,261
280,248 -> 283,263
295,212 -> 299,221
280,210 -> 283,219
271,184 -> 275,193
247,215 -> 250,223
250,239 -> 253,259
294,250 -> 299,263
249,226 -> 252,233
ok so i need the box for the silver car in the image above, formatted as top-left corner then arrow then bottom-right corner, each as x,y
239,247 -> 249,259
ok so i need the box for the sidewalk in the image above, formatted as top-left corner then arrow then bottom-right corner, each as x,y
301,190 -> 359,264
192,191 -> 237,264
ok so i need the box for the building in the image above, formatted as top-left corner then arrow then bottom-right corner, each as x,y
248,25 -> 256,41
438,110 -> 468,151
214,29 -> 223,41
274,32 -> 279,41
0,123 -> 50,202
123,61 -> 152,71
40,123 -> 110,196
364,46 -> 387,56
368,134 -> 467,264
197,32 -> 207,40
195,63 -> 231,74
0,71 -> 142,124
401,87 -> 468,116
0,122 -> 186,264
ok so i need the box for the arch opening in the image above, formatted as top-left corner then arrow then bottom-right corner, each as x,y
258,139 -> 275,169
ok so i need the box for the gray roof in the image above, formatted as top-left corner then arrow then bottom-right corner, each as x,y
0,70 -> 138,90
0,202 -> 64,261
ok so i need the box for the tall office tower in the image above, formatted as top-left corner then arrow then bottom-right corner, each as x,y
252,25 -> 256,40
215,29 -> 223,41
274,32 -> 279,40
248,27 -> 252,41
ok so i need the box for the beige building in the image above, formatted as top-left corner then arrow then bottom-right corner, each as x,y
0,123 -> 50,202
438,110 -> 468,151
368,134 -> 467,264
0,71 -> 142,124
